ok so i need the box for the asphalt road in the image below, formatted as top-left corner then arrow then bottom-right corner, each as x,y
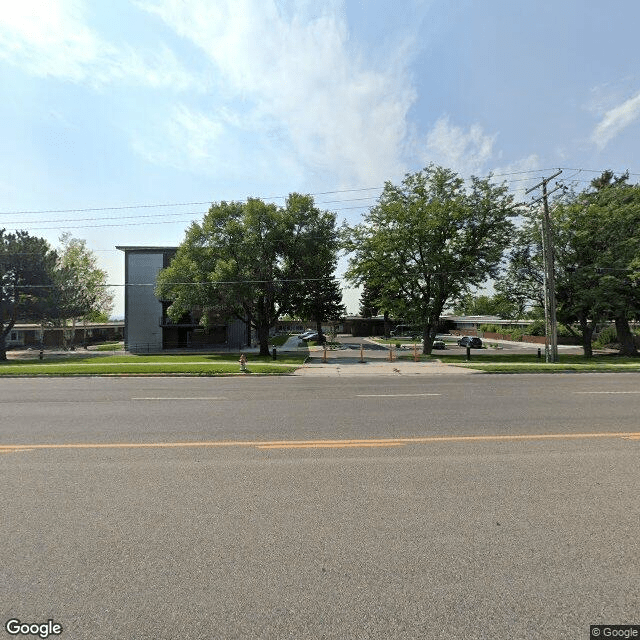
1,374 -> 639,639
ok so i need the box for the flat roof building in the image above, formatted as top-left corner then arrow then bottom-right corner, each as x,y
117,246 -> 246,352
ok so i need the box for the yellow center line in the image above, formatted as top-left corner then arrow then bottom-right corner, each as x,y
256,442 -> 406,449
0,431 -> 639,453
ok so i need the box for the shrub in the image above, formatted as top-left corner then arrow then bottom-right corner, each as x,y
526,320 -> 546,336
595,326 -> 618,347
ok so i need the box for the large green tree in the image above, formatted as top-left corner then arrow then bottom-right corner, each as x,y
156,195 -> 343,356
452,292 -> 522,318
54,234 -> 114,345
0,230 -> 58,360
344,165 -> 516,354
281,194 -> 344,343
498,172 -> 640,357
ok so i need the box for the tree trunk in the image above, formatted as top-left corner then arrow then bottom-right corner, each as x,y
615,316 -> 638,356
246,310 -> 252,347
579,318 -> 593,358
1,321 -> 15,361
70,317 -> 77,349
422,324 -> 435,355
257,322 -> 270,356
384,311 -> 390,338
315,319 -> 324,344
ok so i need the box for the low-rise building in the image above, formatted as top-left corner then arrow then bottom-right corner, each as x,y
116,246 -> 246,352
5,322 -> 124,348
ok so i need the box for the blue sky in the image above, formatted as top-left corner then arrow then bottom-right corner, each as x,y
1,0 -> 639,317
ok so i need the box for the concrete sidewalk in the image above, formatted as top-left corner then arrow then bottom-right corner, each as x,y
281,334 -> 476,376
293,359 -> 477,377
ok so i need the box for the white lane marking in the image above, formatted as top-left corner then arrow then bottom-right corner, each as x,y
356,393 -> 442,397
131,397 -> 229,400
574,391 -> 640,394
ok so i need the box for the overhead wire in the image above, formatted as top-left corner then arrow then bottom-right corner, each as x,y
1,167 -> 637,232
0,167 -> 583,217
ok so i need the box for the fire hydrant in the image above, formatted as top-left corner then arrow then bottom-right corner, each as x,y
239,353 -> 247,372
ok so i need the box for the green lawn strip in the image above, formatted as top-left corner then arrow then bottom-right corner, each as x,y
3,352 -> 307,366
399,352 -> 639,364
454,363 -> 640,373
268,334 -> 291,347
0,352 -> 307,375
0,362 -> 299,375
94,342 -> 124,351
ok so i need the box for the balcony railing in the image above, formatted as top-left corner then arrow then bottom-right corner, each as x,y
159,316 -> 199,328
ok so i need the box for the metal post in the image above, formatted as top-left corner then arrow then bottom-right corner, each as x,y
542,181 -> 559,363
526,170 -> 562,363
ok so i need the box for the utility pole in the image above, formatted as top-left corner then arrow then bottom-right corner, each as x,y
525,170 -> 562,363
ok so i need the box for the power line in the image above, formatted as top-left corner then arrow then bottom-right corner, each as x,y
0,168 -> 585,216
0,196 -> 381,226
4,205 -> 377,231
2,167 -> 637,230
0,188 -> 384,216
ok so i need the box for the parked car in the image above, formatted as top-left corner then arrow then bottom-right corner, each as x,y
457,336 -> 483,348
432,340 -> 446,349
300,331 -> 319,342
390,325 -> 421,338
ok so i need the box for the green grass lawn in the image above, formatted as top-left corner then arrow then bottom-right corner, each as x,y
94,342 -> 125,351
0,352 -> 306,376
398,351 -> 640,373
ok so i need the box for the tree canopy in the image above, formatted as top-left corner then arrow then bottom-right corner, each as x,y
498,171 -> 640,357
156,195 -> 343,355
0,230 -> 58,359
281,194 -> 344,342
54,234 -> 114,330
343,165 -> 516,353
452,292 -> 522,319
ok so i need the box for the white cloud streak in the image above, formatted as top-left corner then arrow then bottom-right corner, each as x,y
0,0 -> 196,90
591,91 -> 640,149
422,115 -> 497,177
138,0 -> 417,187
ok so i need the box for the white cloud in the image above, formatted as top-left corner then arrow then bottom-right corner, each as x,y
138,0 -> 417,187
132,104 -> 223,168
422,116 -> 497,177
492,154 -> 542,201
591,91 -> 640,149
0,0 -> 196,90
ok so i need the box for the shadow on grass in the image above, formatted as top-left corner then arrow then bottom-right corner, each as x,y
1,350 -> 308,367
399,352 -> 640,365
